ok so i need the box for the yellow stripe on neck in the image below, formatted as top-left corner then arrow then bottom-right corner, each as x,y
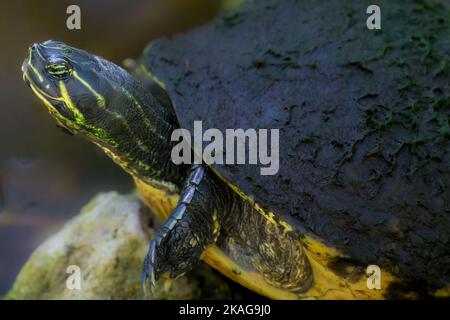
58,81 -> 85,123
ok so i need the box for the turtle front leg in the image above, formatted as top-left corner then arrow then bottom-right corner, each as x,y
141,165 -> 222,289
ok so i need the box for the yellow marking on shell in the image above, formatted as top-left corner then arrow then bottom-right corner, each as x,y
163,278 -> 173,291
72,71 -> 106,108
299,245 -> 392,299
28,55 -> 44,83
202,246 -> 301,300
138,65 -> 167,90
58,81 -> 85,122
434,286 -> 450,298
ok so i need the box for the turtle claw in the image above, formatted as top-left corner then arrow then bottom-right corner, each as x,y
140,175 -> 213,295
141,240 -> 158,295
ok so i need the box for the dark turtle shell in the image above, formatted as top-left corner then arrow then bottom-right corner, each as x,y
138,0 -> 450,291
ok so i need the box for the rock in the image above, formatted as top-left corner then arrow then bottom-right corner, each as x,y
5,192 -> 235,300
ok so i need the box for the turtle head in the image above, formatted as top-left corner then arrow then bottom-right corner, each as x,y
22,40 -> 183,188
22,40 -> 129,142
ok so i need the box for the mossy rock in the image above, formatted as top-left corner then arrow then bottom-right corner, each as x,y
5,192 -> 237,300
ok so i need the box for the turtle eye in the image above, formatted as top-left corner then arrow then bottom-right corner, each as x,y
46,59 -> 72,79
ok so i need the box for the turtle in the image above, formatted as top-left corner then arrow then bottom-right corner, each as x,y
21,0 -> 450,299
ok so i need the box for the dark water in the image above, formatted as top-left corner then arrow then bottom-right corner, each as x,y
0,0 -> 220,295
